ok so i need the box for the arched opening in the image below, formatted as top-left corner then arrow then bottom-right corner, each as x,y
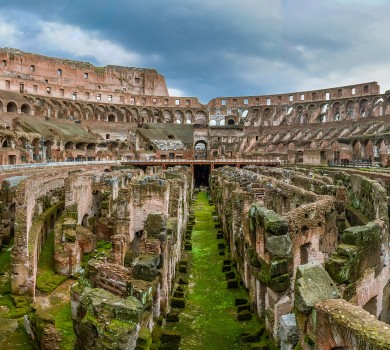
65,141 -> 74,150
1,138 -> 11,147
44,140 -> 52,161
227,119 -> 235,126
21,104 -> 31,115
7,101 -> 17,113
87,143 -> 95,151
194,140 -> 207,160
300,242 -> 311,264
108,114 -> 116,122
363,295 -> 378,316
194,110 -> 207,125
82,214 -> 89,228
360,99 -> 368,117
296,151 -> 303,163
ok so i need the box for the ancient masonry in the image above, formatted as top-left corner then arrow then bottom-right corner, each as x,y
0,48 -> 389,349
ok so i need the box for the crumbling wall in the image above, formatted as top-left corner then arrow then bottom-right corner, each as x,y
210,165 -> 390,348
7,172 -> 67,296
312,299 -> 390,350
69,167 -> 192,349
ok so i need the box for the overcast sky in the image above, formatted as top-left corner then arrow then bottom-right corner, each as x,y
0,0 -> 389,103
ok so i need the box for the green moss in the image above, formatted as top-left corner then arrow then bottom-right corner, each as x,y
163,191 -> 275,350
54,302 -> 76,350
325,222 -> 382,284
0,319 -> 33,350
259,260 -> 290,292
342,222 -> 380,248
304,335 -> 315,348
36,231 -> 68,294
81,240 -> 112,267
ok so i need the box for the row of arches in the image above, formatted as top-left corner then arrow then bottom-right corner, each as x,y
1,95 -> 211,125
243,95 -> 390,127
0,100 -> 32,114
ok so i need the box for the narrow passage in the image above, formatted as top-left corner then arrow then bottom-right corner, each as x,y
169,190 -> 263,349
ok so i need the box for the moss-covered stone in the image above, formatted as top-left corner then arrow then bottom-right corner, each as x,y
249,204 -> 288,236
325,221 -> 382,284
171,297 -> 185,308
237,310 -> 252,321
265,235 -> 292,257
227,279 -> 239,289
295,263 -> 339,315
259,260 -> 290,292
342,222 -> 381,248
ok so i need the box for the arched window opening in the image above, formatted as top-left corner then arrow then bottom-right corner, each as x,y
7,102 -> 17,113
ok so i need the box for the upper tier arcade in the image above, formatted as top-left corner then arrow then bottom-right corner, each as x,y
0,47 -> 169,98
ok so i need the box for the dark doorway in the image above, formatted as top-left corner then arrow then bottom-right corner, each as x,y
194,164 -> 210,187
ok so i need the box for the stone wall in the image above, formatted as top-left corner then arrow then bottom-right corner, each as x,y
210,165 -> 390,348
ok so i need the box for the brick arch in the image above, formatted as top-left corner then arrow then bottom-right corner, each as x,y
184,110 -> 193,124
7,101 -> 17,113
21,103 -> 31,115
174,109 -> 184,124
107,114 -> 116,122
194,110 -> 207,124
162,109 -> 173,123
129,107 -> 139,123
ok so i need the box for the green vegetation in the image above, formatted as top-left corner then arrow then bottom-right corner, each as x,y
54,299 -> 76,350
166,191 -> 276,350
0,240 -> 31,319
81,240 -> 112,267
0,241 -> 33,349
36,231 -> 68,293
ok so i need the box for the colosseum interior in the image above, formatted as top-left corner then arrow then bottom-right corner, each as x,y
0,47 -> 390,349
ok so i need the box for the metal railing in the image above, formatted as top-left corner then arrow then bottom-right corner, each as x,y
122,157 -> 280,164
0,160 -> 120,171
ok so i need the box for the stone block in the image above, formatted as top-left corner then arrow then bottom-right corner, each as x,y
227,279 -> 238,288
265,235 -> 292,257
173,290 -> 184,298
222,265 -> 231,272
166,311 -> 179,323
171,297 -> 185,308
64,229 -> 77,242
235,298 -> 248,306
161,330 -> 181,344
225,271 -> 235,280
279,313 -> 299,349
237,303 -> 250,312
144,211 -> 167,235
178,265 -> 187,273
62,218 -> 77,231
342,222 -> 381,248
136,327 -> 152,347
178,277 -> 188,285
237,310 -> 252,321
295,263 -> 340,315
133,254 -> 160,281
241,331 -> 261,343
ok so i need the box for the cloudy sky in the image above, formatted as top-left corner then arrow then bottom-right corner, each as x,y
0,0 -> 389,103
